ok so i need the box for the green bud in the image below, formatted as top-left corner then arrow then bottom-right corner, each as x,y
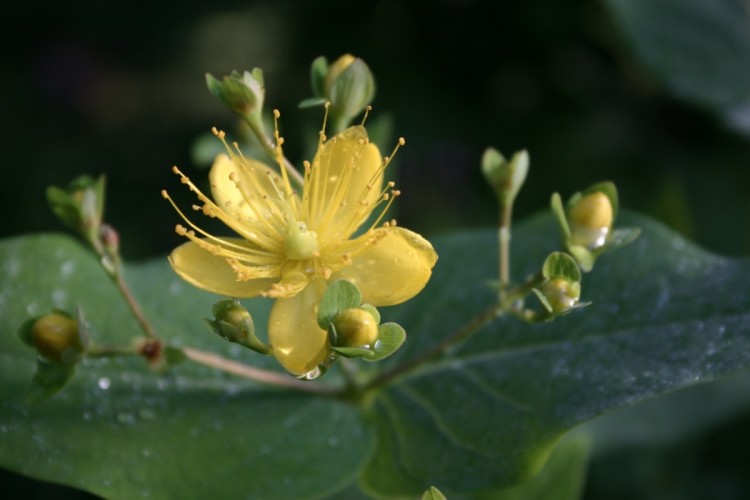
533,252 -> 586,316
25,313 -> 86,364
324,54 -> 376,131
206,299 -> 270,355
482,148 -> 529,207
332,308 -> 379,348
206,68 -> 265,118
46,175 -> 106,245
538,278 -> 581,313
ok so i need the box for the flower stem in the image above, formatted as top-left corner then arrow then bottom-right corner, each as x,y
498,203 -> 513,303
243,114 -> 305,187
181,347 -> 338,396
114,273 -> 158,339
363,303 -> 503,391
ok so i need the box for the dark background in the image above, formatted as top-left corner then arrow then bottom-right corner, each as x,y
3,0 -> 750,498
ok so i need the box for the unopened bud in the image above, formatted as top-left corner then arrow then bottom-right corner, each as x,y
324,54 -> 375,130
332,308 -> 379,348
206,299 -> 270,354
29,313 -> 85,364
482,148 -> 528,207
568,192 -> 613,249
206,68 -> 265,118
539,278 -> 581,313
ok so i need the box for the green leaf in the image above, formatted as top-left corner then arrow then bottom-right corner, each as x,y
317,279 -> 362,330
28,359 -> 76,402
0,235 -> 371,499
2,211 -> 750,497
542,252 -> 581,282
604,0 -> 750,129
359,212 -> 750,497
474,434 -> 591,500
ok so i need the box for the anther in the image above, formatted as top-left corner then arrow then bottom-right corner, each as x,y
398,137 -> 406,146
175,225 -> 188,236
273,109 -> 281,119
160,190 -> 169,199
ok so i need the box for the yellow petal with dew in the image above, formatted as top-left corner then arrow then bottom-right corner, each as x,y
331,226 -> 438,306
209,153 -> 283,225
309,126 -> 383,236
268,279 -> 329,376
168,240 -> 278,298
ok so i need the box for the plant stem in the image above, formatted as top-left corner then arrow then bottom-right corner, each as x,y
244,114 -> 305,187
363,271 -> 545,392
114,273 -> 159,339
182,347 -> 338,396
364,303 -> 504,391
498,203 -> 513,303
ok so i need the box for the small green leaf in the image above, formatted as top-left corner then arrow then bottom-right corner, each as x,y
309,56 -> 328,97
541,252 -> 581,282
298,97 -> 328,109
421,485 -> 447,500
331,322 -> 405,361
550,192 -> 570,240
317,279 -> 362,329
28,359 -> 76,402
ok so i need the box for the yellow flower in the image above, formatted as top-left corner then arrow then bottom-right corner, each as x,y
162,111 -> 437,376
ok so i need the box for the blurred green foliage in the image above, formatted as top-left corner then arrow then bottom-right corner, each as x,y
4,0 -> 750,260
3,0 -> 750,498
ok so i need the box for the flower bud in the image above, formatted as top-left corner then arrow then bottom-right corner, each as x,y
332,308 -> 379,348
482,148 -> 528,207
324,54 -> 375,130
568,191 -> 613,249
28,313 -> 85,364
206,68 -> 265,118
206,299 -> 270,354
46,175 -> 106,245
539,278 -> 581,313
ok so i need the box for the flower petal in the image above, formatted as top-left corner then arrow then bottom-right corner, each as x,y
330,226 -> 438,306
309,126 -> 383,233
168,240 -> 277,298
209,153 -> 282,225
268,279 -> 330,376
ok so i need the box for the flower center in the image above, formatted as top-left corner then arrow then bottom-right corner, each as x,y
284,222 -> 320,260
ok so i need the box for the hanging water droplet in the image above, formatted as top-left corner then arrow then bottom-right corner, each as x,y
97,377 -> 111,390
298,366 -> 322,380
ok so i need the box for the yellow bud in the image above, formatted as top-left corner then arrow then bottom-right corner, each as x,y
333,308 -> 379,348
30,313 -> 83,364
540,278 -> 580,313
568,192 -> 613,249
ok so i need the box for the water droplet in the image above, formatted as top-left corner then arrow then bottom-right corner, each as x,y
327,436 -> 340,448
51,289 -> 67,306
138,408 -> 156,420
117,413 -> 137,425
298,367 -> 322,380
25,302 -> 40,315
60,260 -> 76,278
393,257 -> 401,265
82,411 -> 93,421
260,445 -> 272,456
168,281 -> 183,296
156,378 -> 170,391
97,377 -> 111,390
328,175 -> 339,183
141,448 -> 153,458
